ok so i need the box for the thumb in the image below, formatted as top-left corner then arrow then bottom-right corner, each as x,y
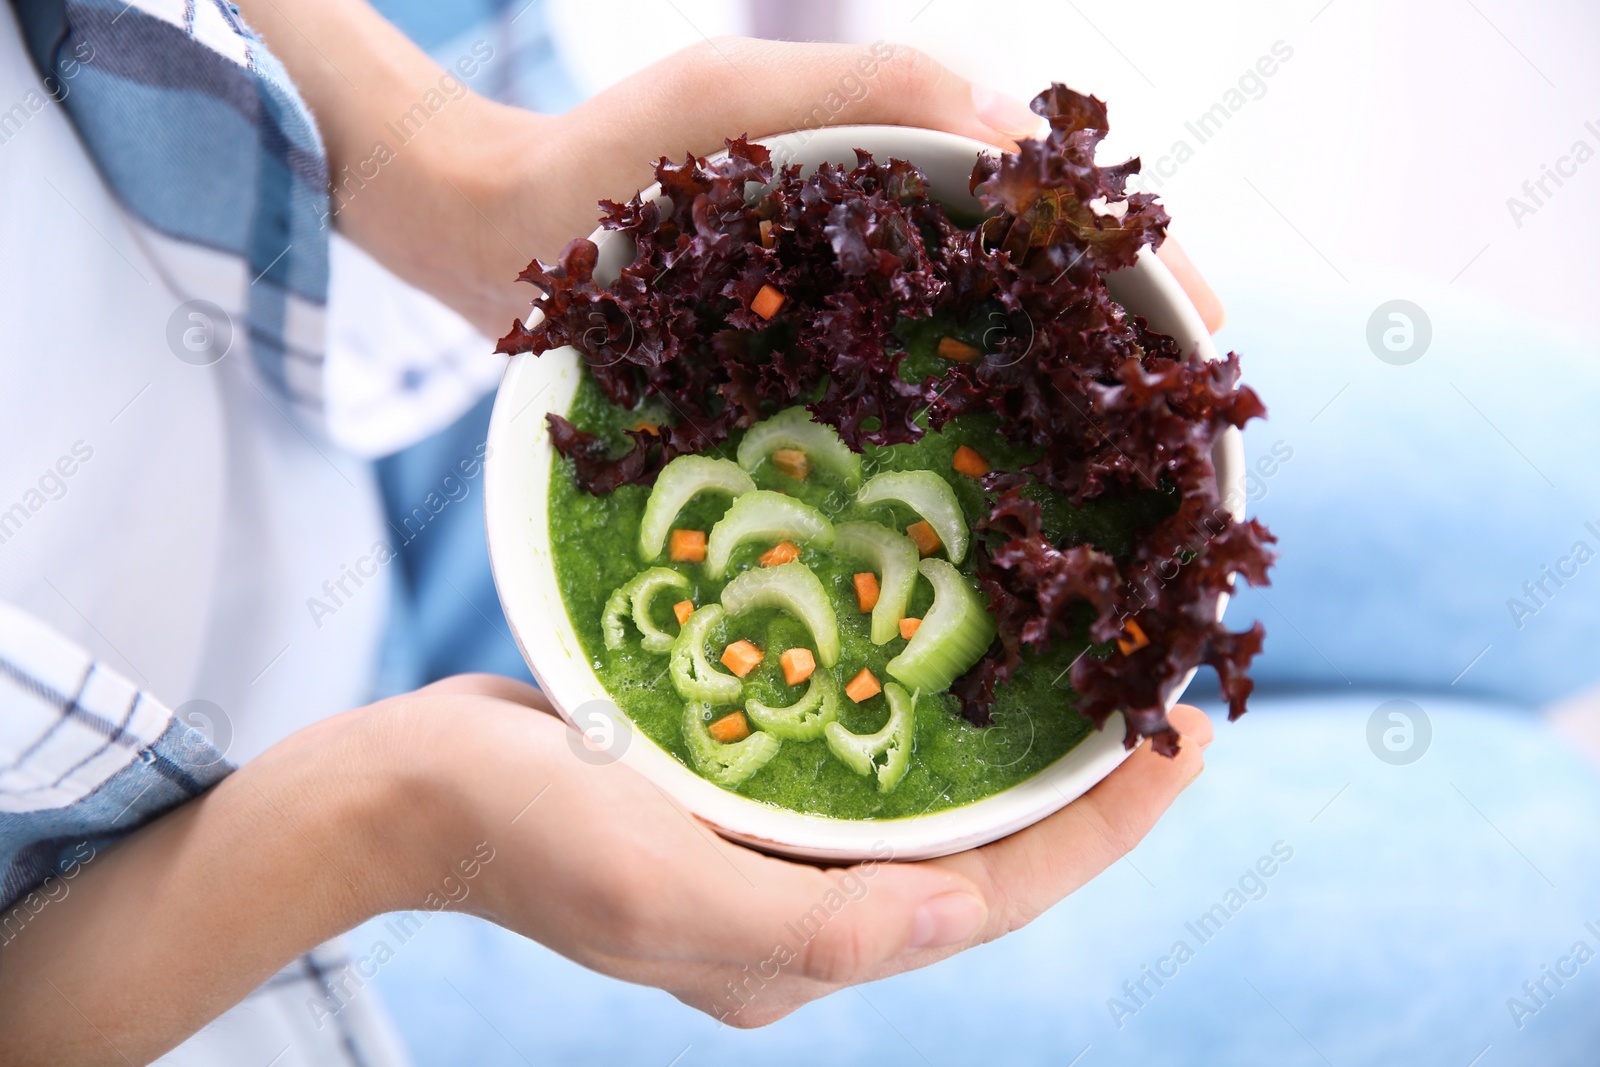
785,861 -> 989,986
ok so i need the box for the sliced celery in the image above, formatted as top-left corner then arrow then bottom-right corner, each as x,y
682,702 -> 781,787
855,470 -> 969,565
601,567 -> 692,653
746,667 -> 840,741
885,559 -> 997,695
824,682 -> 915,792
834,521 -> 919,645
718,561 -> 840,667
735,406 -> 862,490
703,490 -> 835,580
638,455 -> 756,562
668,604 -> 742,704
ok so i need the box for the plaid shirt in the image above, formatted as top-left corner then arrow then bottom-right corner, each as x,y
0,607 -> 415,1065
15,0 -> 333,424
3,0 -> 328,916
0,0 -> 568,1061
0,0 -> 576,1062
0,601 -> 231,912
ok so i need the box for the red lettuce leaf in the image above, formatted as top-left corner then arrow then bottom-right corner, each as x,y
499,85 -> 1277,755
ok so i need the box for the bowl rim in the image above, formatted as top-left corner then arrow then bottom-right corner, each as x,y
483,123 -> 1243,862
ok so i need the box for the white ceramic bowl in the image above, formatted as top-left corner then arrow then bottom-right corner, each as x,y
485,125 -> 1244,863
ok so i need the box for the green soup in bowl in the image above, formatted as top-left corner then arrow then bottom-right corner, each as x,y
485,123 -> 1253,862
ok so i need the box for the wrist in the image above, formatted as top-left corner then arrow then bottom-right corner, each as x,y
395,96 -> 561,335
234,706 -> 427,922
291,701 -> 470,917
343,690 -> 560,918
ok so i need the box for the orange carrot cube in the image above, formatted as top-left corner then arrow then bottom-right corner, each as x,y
899,617 -> 922,640
780,648 -> 816,687
905,520 -> 941,557
937,336 -> 980,362
952,445 -> 990,477
845,668 -> 882,703
771,448 -> 810,480
759,540 -> 801,567
669,529 -> 706,563
1116,618 -> 1150,656
853,572 -> 880,613
759,220 -> 775,249
709,711 -> 751,743
720,639 -> 763,678
751,284 -> 786,320
673,599 -> 695,626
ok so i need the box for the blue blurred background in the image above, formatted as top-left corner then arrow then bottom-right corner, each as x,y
351,1 -> 1600,1063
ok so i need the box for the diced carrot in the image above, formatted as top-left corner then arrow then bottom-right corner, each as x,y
780,648 -> 816,686
751,283 -> 786,320
709,711 -> 751,744
853,572 -> 880,613
952,445 -> 990,478
720,639 -> 764,678
630,420 -> 660,436
845,668 -> 882,703
759,540 -> 801,567
669,528 -> 706,563
937,336 -> 980,362
899,617 -> 922,640
771,448 -> 810,480
905,520 -> 941,557
673,599 -> 695,626
759,219 -> 775,249
1116,618 -> 1150,655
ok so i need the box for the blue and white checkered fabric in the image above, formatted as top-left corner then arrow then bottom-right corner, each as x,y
0,603 -> 414,1065
0,1 -> 577,1059
2,0 -> 322,920
13,0 -> 332,422
0,601 -> 230,916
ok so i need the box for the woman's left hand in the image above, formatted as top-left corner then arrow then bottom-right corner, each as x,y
237,1 -> 1225,339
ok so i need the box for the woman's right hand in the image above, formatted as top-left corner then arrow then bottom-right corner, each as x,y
397,674 -> 1210,1026
0,671 -> 1207,1065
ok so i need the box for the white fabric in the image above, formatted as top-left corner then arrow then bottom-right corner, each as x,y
0,10 -> 388,766
324,234 -> 503,458
128,221 -> 331,417
122,0 -> 254,69
0,11 -> 408,1065
0,602 -> 171,813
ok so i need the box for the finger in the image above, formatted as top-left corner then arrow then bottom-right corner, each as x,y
627,832 -> 987,990
787,861 -> 989,984
688,702 -> 1206,984
1157,238 -> 1226,333
417,673 -> 554,713
920,704 -> 1210,938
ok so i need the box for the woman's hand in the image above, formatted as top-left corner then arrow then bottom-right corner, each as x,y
235,0 -> 1224,338
401,674 -> 1211,1027
0,673 -> 1206,1063
482,37 -> 1223,335
463,38 -> 1226,338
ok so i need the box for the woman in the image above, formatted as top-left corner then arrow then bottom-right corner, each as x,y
0,1 -> 1220,1063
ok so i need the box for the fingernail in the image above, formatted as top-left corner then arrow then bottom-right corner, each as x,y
910,892 -> 986,949
971,85 -> 1042,139
1181,761 -> 1206,789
